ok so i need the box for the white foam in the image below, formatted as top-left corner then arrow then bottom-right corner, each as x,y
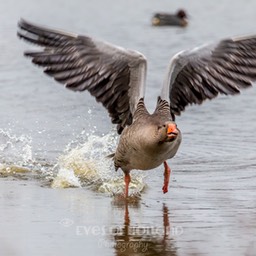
53,130 -> 146,195
51,167 -> 81,188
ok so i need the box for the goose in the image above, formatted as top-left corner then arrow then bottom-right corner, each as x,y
152,9 -> 188,27
17,19 -> 256,197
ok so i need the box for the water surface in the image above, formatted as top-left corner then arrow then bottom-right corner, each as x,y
0,0 -> 256,255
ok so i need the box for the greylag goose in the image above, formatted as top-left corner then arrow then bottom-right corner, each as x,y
152,9 -> 188,27
17,19 -> 256,197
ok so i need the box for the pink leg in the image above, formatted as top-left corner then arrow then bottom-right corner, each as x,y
124,173 -> 131,197
162,161 -> 171,194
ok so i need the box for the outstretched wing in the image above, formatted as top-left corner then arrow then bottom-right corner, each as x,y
160,35 -> 256,115
17,19 -> 147,134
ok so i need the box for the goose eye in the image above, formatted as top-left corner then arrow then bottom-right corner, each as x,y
158,124 -> 165,130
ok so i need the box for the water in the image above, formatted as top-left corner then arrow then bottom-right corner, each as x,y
1,0 -> 256,255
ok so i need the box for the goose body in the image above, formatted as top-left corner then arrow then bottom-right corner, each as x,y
114,100 -> 182,172
17,19 -> 256,197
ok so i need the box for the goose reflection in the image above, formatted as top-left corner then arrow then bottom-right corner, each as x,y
110,202 -> 179,255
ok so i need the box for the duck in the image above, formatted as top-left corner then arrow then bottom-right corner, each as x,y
152,9 -> 188,27
17,19 -> 256,197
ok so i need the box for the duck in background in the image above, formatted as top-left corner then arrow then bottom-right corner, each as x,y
152,9 -> 188,27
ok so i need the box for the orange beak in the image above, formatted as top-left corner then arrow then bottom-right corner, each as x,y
167,123 -> 177,134
166,123 -> 179,141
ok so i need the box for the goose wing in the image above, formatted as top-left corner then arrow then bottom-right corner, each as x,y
160,35 -> 256,115
17,19 -> 147,134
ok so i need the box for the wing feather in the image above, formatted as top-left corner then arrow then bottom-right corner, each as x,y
161,35 -> 256,115
18,19 -> 147,134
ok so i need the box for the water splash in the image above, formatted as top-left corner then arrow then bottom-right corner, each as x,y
0,128 -> 146,195
0,163 -> 30,175
0,129 -> 33,165
52,130 -> 146,196
51,167 -> 81,188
